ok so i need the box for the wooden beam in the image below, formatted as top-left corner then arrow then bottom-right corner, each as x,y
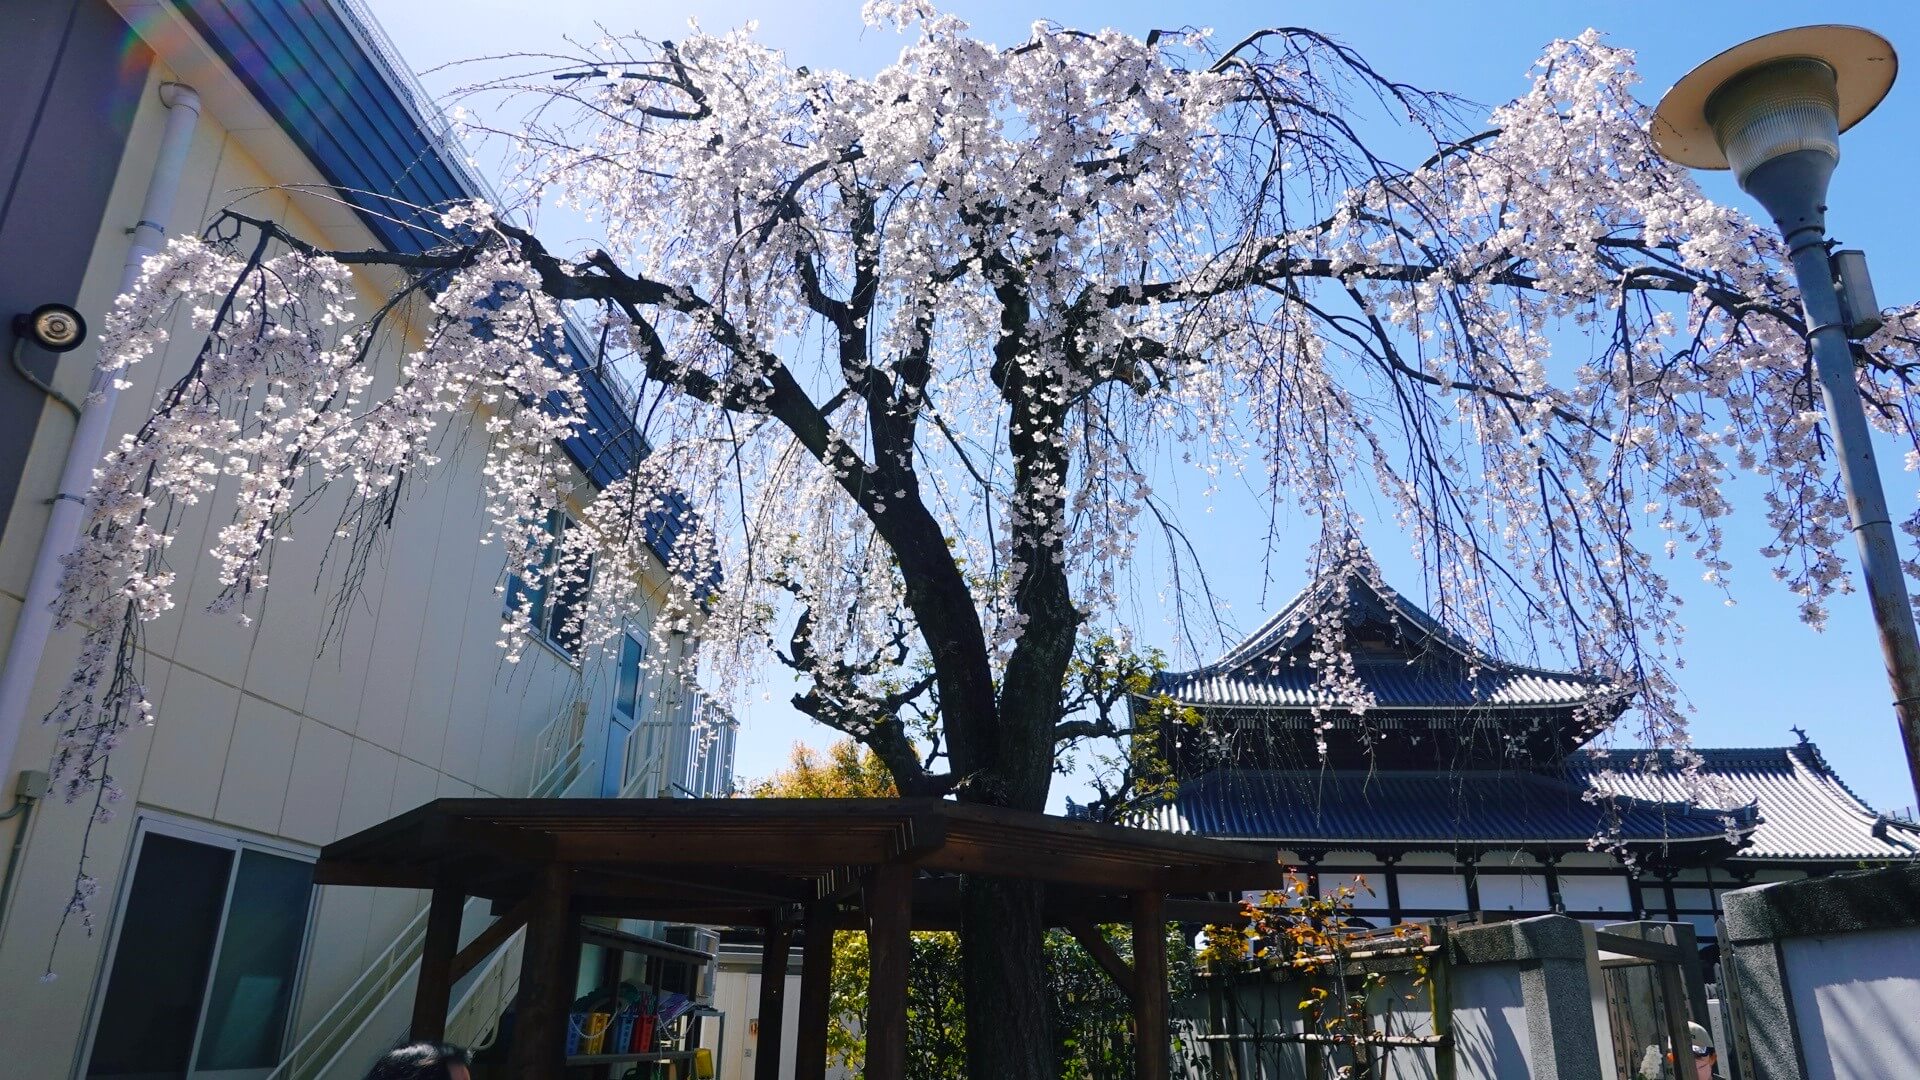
410,886 -> 465,1042
311,861 -> 439,889
864,864 -> 913,1080
553,831 -> 904,867
1592,931 -> 1684,964
508,863 -> 574,1080
754,912 -> 795,1080
577,922 -> 716,965
793,899 -> 837,1080
568,865 -> 820,906
1064,917 -> 1136,1003
1659,959 -> 1699,1080
1155,861 -> 1298,894
449,896 -> 532,984
1132,890 -> 1170,1080
437,815 -> 556,863
564,899 -> 773,925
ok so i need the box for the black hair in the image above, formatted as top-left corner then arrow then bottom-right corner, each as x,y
362,1041 -> 472,1080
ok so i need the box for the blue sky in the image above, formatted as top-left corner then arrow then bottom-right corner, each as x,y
366,0 -> 1920,814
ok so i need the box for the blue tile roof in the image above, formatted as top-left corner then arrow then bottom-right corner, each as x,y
1141,767 -> 1744,848
1138,743 -> 1920,863
1153,571 -> 1622,713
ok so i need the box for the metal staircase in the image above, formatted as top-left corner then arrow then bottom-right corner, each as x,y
264,896 -> 482,1080
267,703 -> 592,1080
528,699 -> 589,798
446,924 -> 527,1051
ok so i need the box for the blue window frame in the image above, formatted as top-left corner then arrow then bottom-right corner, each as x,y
615,633 -> 645,718
506,510 -> 592,657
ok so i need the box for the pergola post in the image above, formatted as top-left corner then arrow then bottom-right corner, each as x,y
754,910 -> 795,1080
410,885 -> 465,1041
793,899 -> 837,1080
1131,889 -> 1170,1080
509,862 -> 575,1080
864,863 -> 913,1080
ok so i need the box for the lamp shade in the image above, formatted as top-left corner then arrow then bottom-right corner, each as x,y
1651,25 -> 1896,171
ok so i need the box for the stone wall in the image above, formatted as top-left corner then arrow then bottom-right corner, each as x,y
1721,863 -> 1920,1080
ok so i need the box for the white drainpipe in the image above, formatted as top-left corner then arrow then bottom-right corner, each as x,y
0,82 -> 201,792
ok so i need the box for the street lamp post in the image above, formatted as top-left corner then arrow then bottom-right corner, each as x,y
1652,25 -> 1920,803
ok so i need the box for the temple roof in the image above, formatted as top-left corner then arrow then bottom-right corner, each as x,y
1137,741 -> 1920,864
1139,768 -> 1745,850
1152,570 -> 1625,715
1156,665 -> 1609,711
1571,744 -> 1920,862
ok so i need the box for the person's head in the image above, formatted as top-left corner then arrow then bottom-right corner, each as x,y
363,1042 -> 472,1080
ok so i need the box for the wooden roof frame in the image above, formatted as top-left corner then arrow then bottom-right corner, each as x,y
316,797 -> 1297,1080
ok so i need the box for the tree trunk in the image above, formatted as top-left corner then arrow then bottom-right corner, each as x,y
960,874 -> 1054,1080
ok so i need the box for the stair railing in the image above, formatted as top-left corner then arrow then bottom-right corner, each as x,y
446,924 -> 528,1051
265,895 -> 487,1080
528,699 -> 588,798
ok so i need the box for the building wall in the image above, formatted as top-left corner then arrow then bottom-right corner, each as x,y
1291,850 -> 1806,962
0,0 -> 148,525
0,42 -> 679,1077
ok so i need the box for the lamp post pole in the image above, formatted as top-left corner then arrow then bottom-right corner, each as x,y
1778,215 -> 1920,804
1654,27 -> 1920,802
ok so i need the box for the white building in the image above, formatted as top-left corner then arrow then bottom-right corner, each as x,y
0,1 -> 735,1077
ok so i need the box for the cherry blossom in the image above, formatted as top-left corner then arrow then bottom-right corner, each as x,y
47,12 -> 1920,1066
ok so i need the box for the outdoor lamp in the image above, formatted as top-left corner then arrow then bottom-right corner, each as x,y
12,303 -> 88,353
1653,25 -> 1894,233
1653,25 -> 1920,803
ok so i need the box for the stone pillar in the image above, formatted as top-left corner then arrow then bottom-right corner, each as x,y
1451,915 -> 1604,1080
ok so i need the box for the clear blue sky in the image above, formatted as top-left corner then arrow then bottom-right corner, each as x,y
366,0 -> 1920,814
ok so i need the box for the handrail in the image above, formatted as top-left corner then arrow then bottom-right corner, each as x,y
447,925 -> 527,1050
265,895 -> 486,1080
619,687 -> 740,799
528,701 -> 588,798
618,719 -> 679,799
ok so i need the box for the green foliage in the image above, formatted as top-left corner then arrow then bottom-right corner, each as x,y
1200,875 -> 1435,1077
749,739 -> 898,798
1059,636 -> 1201,821
824,926 -> 1191,1079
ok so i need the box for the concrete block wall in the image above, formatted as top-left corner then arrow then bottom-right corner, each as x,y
1721,863 -> 1920,1080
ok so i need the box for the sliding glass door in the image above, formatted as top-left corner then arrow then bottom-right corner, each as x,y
84,818 -> 315,1080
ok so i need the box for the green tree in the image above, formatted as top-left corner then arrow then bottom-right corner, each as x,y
749,739 -> 899,799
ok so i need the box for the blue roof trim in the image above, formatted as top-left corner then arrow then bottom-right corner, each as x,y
169,0 -> 647,491
1142,767 -> 1744,848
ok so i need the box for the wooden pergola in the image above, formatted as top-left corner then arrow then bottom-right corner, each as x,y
315,797 -> 1293,1080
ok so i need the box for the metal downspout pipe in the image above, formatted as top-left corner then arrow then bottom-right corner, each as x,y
0,81 -> 201,795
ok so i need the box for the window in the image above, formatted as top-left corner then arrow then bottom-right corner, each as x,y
85,819 -> 315,1079
615,633 -> 645,718
506,510 -> 594,657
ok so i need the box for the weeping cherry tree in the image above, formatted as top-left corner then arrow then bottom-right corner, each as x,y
45,4 -> 1920,1074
